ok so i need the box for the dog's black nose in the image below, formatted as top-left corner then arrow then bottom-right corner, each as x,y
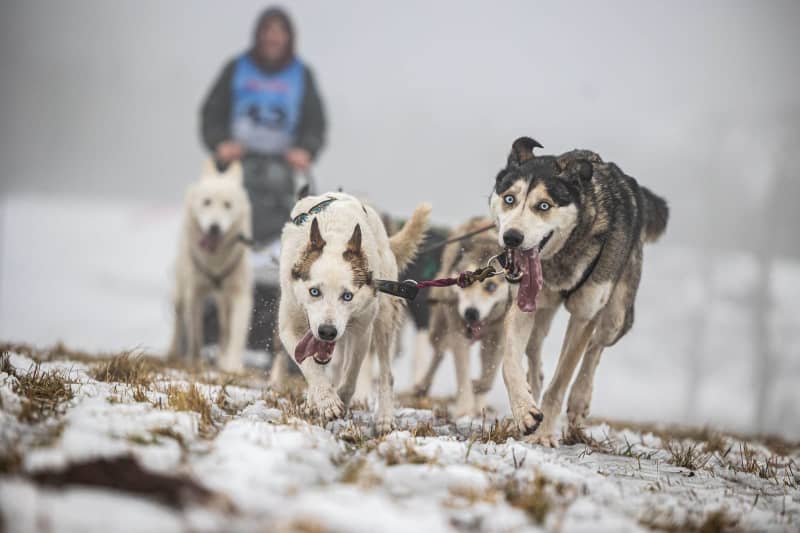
318,324 -> 338,341
209,223 -> 221,236
464,307 -> 480,323
503,229 -> 524,248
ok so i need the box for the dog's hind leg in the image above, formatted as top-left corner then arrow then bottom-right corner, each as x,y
373,301 -> 401,434
268,349 -> 289,391
185,292 -> 205,362
566,338 -> 604,428
534,314 -> 598,447
351,351 -> 374,405
501,308 -> 541,436
337,322 -> 373,406
414,348 -> 445,397
567,271 -> 639,428
525,305 -> 558,403
413,307 -> 447,396
167,298 -> 185,360
216,293 -> 231,357
451,337 -> 475,418
218,288 -> 251,373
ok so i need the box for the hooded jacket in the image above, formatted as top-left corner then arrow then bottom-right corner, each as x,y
200,8 -> 326,159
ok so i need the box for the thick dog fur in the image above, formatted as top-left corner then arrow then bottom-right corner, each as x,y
278,192 -> 430,432
168,160 -> 253,372
490,137 -> 669,446
412,218 -> 511,417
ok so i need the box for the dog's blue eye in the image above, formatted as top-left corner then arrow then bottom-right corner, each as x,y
538,202 -> 551,211
293,213 -> 309,226
504,195 -> 515,205
309,287 -> 321,297
485,282 -> 497,293
342,291 -> 353,302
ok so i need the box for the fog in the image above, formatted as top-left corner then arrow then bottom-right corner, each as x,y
1,1 -> 799,435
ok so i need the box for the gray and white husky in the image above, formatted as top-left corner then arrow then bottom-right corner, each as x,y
490,137 -> 669,446
413,217 -> 511,417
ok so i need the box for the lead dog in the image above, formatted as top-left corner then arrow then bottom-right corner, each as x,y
168,160 -> 253,372
278,192 -> 430,432
413,217 -> 511,417
490,137 -> 669,446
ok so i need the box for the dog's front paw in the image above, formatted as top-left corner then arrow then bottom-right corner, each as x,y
511,398 -> 544,436
526,430 -> 559,448
566,388 -> 591,429
453,392 -> 477,419
374,411 -> 395,435
412,382 -> 430,398
218,353 -> 244,373
307,387 -> 345,421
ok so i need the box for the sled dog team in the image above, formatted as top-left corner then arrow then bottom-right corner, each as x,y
169,136 -> 669,446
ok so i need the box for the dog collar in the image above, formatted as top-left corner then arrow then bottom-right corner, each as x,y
291,197 -> 337,226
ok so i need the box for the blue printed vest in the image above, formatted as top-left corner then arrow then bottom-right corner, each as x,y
230,54 -> 305,155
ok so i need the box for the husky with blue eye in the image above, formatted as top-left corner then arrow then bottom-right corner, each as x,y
412,217 -> 512,417
277,192 -> 430,433
490,137 -> 669,447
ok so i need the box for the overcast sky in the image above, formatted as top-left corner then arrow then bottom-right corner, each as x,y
1,0 -> 799,239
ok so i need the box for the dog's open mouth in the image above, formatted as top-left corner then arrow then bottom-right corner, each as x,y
199,232 -> 222,253
294,331 -> 335,365
508,231 -> 551,313
465,320 -> 487,341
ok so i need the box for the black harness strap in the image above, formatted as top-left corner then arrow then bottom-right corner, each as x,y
560,243 -> 604,300
191,249 -> 245,290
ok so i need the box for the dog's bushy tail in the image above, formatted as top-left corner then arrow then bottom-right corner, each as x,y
390,203 -> 432,272
640,187 -> 669,243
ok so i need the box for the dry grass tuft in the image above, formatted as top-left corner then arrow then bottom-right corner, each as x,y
5,357 -> 74,423
562,425 -> 615,454
503,473 -> 564,525
0,443 -> 23,475
381,440 -> 432,466
470,414 -> 517,444
639,507 -> 740,533
664,439 -> 712,471
595,416 -> 800,458
165,383 -> 214,434
91,352 -> 157,387
410,420 -> 437,438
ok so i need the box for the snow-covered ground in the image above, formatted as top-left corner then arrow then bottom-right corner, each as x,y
1,194 -> 799,438
1,348 -> 798,532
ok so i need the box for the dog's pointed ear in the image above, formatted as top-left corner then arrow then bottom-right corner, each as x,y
309,217 -> 326,249
346,224 -> 362,254
558,158 -> 593,183
296,184 -> 310,201
508,137 -> 543,166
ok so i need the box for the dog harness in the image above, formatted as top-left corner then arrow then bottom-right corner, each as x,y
191,248 -> 246,290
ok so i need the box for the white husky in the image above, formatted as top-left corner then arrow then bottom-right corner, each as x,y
168,160 -> 253,372
278,192 -> 430,432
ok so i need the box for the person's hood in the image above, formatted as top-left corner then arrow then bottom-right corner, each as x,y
250,7 -> 296,73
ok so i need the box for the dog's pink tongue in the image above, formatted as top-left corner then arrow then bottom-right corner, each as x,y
517,248 -> 543,313
199,233 -> 221,253
466,321 -> 485,342
294,331 -> 336,364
